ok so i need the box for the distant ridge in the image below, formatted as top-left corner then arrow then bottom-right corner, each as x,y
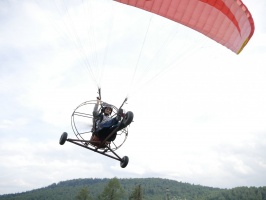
0,178 -> 265,200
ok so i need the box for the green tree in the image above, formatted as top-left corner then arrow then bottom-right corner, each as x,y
76,187 -> 92,200
99,177 -> 125,200
129,184 -> 143,200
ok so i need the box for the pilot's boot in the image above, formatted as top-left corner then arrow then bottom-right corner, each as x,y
116,108 -> 125,121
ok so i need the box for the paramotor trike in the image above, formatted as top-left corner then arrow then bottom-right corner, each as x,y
59,100 -> 134,168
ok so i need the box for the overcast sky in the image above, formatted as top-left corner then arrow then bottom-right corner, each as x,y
1,0 -> 266,195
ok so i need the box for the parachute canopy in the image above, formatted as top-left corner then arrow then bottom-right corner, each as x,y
115,0 -> 255,54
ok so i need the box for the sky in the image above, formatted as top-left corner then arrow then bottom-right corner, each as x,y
1,0 -> 266,195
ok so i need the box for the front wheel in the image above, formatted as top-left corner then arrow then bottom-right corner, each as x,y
122,111 -> 134,126
120,156 -> 129,168
59,132 -> 68,145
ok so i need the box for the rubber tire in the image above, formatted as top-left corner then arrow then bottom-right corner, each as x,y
59,132 -> 68,145
120,156 -> 129,168
122,111 -> 134,126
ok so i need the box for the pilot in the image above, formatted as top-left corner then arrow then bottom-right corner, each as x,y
93,99 -> 123,132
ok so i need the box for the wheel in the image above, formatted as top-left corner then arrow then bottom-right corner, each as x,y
120,156 -> 129,168
59,132 -> 68,145
122,111 -> 134,126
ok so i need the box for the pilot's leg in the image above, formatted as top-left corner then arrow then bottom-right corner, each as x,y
98,118 -> 118,129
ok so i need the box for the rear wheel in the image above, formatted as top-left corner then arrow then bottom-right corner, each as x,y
59,132 -> 68,145
120,156 -> 129,168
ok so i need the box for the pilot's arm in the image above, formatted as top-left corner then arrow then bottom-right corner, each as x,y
93,98 -> 101,118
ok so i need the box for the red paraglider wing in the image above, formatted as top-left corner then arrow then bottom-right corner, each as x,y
115,0 -> 254,54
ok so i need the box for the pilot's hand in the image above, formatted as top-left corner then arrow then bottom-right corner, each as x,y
96,97 -> 101,104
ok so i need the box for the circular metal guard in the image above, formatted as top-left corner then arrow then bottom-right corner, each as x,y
71,100 -> 128,151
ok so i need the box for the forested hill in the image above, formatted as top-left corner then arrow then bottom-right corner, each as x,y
0,177 -> 265,200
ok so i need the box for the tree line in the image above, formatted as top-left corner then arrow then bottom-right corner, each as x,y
0,177 -> 265,200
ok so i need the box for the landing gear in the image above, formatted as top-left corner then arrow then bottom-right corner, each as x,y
59,132 -> 68,145
59,132 -> 130,168
120,156 -> 129,168
122,111 -> 134,126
